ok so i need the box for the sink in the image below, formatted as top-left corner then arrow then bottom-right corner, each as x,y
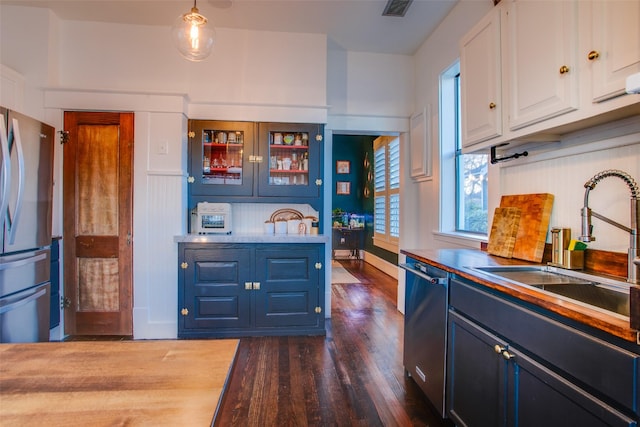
468,265 -> 630,318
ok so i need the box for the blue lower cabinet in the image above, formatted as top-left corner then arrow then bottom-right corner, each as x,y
50,237 -> 61,329
448,278 -> 639,427
178,243 -> 325,338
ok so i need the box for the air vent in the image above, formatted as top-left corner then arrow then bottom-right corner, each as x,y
382,0 -> 413,17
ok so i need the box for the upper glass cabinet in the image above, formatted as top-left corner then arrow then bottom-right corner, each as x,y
189,121 -> 255,196
188,120 -> 323,201
257,122 -> 323,198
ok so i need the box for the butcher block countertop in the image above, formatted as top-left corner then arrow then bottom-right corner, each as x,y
402,248 -> 638,345
0,339 -> 239,426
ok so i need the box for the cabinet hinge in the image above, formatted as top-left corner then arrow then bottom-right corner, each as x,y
315,306 -> 322,314
187,176 -> 195,184
188,131 -> 195,138
181,261 -> 188,269
315,179 -> 323,186
59,130 -> 69,144
315,262 -> 322,270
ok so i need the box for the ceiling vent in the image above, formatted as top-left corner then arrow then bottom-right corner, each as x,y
382,0 -> 413,17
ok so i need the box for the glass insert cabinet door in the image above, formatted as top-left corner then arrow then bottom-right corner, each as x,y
189,121 -> 255,196
258,122 -> 323,198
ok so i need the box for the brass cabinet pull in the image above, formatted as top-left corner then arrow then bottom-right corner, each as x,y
494,344 -> 506,354
587,50 -> 600,61
559,65 -> 570,75
489,102 -> 497,110
502,350 -> 516,360
181,308 -> 189,316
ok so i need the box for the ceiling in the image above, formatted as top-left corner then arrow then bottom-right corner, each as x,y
1,0 -> 459,55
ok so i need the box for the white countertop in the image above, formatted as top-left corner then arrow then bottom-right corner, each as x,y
174,233 -> 330,244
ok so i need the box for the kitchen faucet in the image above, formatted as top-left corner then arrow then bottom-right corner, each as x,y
579,169 -> 640,284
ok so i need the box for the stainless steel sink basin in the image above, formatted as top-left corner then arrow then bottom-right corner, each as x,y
468,265 -> 630,318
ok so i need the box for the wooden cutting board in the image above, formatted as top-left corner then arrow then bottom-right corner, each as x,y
500,193 -> 554,262
487,207 -> 521,258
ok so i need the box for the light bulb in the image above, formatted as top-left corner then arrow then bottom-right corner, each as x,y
171,3 -> 215,62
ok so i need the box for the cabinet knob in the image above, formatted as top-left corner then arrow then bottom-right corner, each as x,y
187,176 -> 195,184
559,65 -> 570,75
315,179 -> 323,186
245,282 -> 253,290
502,350 -> 515,360
315,262 -> 323,270
587,50 -> 600,61
315,134 -> 323,142
253,282 -> 261,290
181,308 -> 189,316
181,262 -> 188,269
494,344 -> 506,354
489,102 -> 497,110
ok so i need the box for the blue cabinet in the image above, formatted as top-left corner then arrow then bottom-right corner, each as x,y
448,277 -> 639,426
50,237 -> 60,329
188,121 -> 324,214
178,243 -> 325,338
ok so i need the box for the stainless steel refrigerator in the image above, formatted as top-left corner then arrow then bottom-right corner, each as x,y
0,107 -> 54,343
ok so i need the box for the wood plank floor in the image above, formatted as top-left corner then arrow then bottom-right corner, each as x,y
214,259 -> 452,427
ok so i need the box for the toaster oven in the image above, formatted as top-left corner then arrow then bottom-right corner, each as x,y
191,202 -> 232,234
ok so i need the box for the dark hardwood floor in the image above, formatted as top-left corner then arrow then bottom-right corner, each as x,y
214,259 -> 452,427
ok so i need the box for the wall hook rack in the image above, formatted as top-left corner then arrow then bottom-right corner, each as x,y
490,143 -> 528,164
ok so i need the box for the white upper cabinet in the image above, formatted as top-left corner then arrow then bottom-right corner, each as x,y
460,6 -> 503,148
459,0 -> 640,153
589,0 -> 640,102
506,0 -> 580,131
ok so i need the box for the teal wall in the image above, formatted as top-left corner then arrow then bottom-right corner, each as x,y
332,135 -> 398,265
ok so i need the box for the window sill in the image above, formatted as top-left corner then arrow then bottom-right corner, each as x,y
433,230 -> 486,249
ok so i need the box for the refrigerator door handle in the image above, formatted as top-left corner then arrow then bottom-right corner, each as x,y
7,118 -> 26,245
0,251 -> 48,271
0,115 -> 10,233
0,286 -> 48,315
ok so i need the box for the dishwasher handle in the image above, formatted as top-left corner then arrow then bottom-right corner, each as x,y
399,263 -> 448,285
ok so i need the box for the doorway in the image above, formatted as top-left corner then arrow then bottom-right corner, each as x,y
63,111 -> 134,336
331,135 -> 374,260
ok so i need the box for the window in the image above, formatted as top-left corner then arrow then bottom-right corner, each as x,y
455,74 -> 488,234
373,136 -> 400,251
440,62 -> 488,237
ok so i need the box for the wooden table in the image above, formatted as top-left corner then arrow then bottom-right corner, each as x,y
0,339 -> 238,426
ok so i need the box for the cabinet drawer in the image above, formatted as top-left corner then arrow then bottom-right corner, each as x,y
450,278 -> 640,416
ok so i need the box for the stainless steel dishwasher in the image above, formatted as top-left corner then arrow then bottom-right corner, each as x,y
400,257 -> 449,418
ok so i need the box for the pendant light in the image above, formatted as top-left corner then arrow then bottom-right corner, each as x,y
172,0 -> 215,62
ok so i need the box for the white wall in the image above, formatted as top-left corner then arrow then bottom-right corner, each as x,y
499,138 -> 640,254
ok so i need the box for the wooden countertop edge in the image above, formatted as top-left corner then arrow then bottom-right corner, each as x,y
401,248 -> 638,344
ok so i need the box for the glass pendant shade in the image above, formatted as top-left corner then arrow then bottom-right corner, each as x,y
172,2 -> 215,62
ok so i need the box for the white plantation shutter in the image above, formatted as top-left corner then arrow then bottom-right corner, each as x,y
374,196 -> 386,234
373,136 -> 400,251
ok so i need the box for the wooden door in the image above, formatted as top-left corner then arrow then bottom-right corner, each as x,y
63,111 -> 134,336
